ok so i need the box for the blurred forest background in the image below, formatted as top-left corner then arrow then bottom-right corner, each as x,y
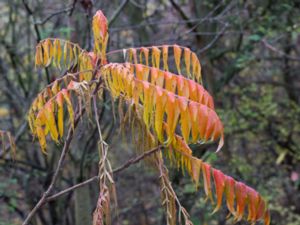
0,0 -> 300,225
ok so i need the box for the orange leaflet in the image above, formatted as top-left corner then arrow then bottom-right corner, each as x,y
198,105 -> 209,140
93,10 -> 108,40
162,45 -> 169,71
165,92 -> 180,144
225,176 -> 236,215
247,187 -> 260,223
164,71 -> 177,93
188,102 -> 199,143
178,96 -> 191,142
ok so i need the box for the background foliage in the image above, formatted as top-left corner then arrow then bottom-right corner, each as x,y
0,0 -> 299,224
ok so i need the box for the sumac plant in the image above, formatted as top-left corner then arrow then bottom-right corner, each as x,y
26,10 -> 270,225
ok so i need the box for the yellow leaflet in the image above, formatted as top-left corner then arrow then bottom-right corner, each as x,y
129,48 -> 137,64
73,46 -> 78,66
173,45 -> 182,75
101,34 -> 109,64
116,67 -> 125,93
27,113 -> 36,134
61,89 -> 74,130
191,157 -> 201,187
56,40 -> 62,68
85,57 -> 94,81
162,45 -> 169,71
53,40 -> 57,67
154,87 -> 166,143
165,93 -> 180,145
178,97 -> 191,142
37,94 -> 44,110
140,47 -> 149,66
36,127 -> 47,153
63,42 -> 68,66
132,81 -> 143,105
156,70 -> 164,88
49,40 -> 54,59
35,45 -> 42,66
164,72 -> 177,93
111,66 -> 120,96
152,47 -> 161,68
142,82 -> 154,129
191,52 -> 202,83
44,102 -> 59,142
135,64 -> 143,81
68,43 -> 73,66
184,48 -> 191,78
142,66 -> 149,82
56,92 -> 64,138
42,41 -> 49,66
43,39 -> 53,67
51,80 -> 59,95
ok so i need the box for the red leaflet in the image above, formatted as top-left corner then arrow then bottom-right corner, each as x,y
247,187 -> 260,222
213,169 -> 226,213
202,162 -> 213,202
198,105 -> 209,140
235,182 -> 247,221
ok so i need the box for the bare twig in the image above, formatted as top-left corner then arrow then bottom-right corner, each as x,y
35,7 -> 73,25
198,24 -> 228,54
108,0 -> 130,26
262,39 -> 300,61
45,146 -> 163,202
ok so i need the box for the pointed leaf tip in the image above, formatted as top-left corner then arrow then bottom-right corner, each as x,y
213,169 -> 226,214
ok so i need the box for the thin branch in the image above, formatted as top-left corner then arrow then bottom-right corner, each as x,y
35,7 -> 73,25
108,0 -> 130,26
68,0 -> 78,16
22,109 -> 82,225
198,24 -> 228,54
262,39 -> 300,61
46,146 -> 163,202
